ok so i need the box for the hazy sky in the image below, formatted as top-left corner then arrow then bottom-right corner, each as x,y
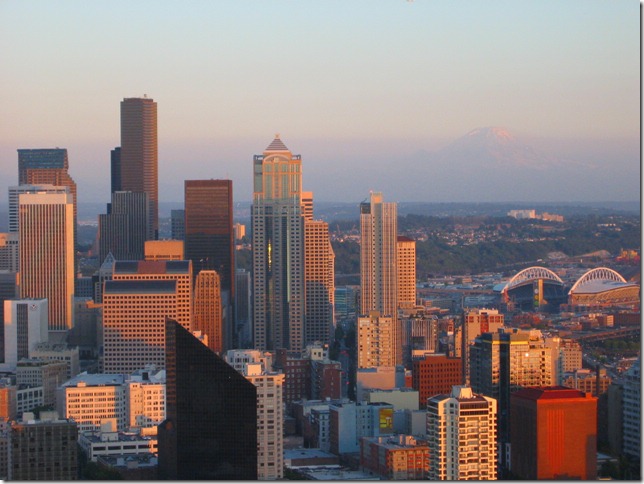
0,1 -> 639,208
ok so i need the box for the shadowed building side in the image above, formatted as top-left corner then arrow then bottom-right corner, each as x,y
158,319 -> 257,480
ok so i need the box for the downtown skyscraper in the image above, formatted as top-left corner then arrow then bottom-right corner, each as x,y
252,135 -> 305,352
18,191 -> 75,334
184,179 -> 234,348
118,96 -> 158,238
360,192 -> 400,364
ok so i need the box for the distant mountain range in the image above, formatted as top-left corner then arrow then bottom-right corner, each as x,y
314,126 -> 639,204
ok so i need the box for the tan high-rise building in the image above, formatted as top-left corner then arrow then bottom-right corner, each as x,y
304,219 -> 335,345
252,135 -> 305,352
17,149 -> 78,252
18,191 -> 74,332
145,240 -> 184,261
112,260 -> 192,331
360,192 -> 399,364
427,386 -> 497,480
102,280 -> 178,374
357,311 -> 395,368
397,236 -> 416,309
194,270 -> 223,354
120,96 -> 158,238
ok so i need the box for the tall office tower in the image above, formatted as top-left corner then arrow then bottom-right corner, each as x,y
0,233 -> 18,272
9,411 -> 78,480
426,385 -> 497,480
102,279 -> 178,374
304,219 -> 335,346
622,357 -> 640,461
357,311 -> 395,368
469,328 -> 553,463
18,149 -> 78,252
412,354 -> 462,409
18,191 -> 74,333
235,269 -> 252,348
144,240 -> 184,261
461,308 -> 504,384
158,320 -> 257,480
18,148 -> 68,184
193,270 -> 222,354
184,180 -> 234,346
119,96 -> 158,238
98,191 -> 151,263
1,299 -> 48,372
360,192 -> 399,364
511,387 -> 597,479
170,210 -> 185,241
112,260 -> 192,331
110,147 -> 121,192
228,355 -> 285,480
252,135 -> 305,352
397,236 -> 416,309
8,184 -> 69,233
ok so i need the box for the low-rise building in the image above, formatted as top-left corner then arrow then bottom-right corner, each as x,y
360,434 -> 428,480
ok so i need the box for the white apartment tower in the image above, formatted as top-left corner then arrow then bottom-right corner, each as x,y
360,192 -> 399,364
18,191 -> 75,332
252,135 -> 305,352
224,350 -> 284,480
427,385 -> 497,480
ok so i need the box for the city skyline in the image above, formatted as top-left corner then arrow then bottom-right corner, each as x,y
0,1 -> 639,206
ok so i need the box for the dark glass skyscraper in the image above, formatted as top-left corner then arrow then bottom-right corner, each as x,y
158,319 -> 257,480
98,191 -> 150,263
184,180 -> 235,347
120,96 -> 158,239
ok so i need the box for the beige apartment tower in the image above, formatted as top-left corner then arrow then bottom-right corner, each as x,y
18,191 -> 75,332
360,192 -> 399,364
193,270 -> 223,354
304,219 -> 335,345
120,96 -> 158,238
357,311 -> 395,368
397,236 -> 416,309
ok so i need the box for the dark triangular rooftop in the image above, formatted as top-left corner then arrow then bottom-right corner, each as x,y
265,134 -> 289,152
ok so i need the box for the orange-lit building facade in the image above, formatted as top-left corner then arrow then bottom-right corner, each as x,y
412,354 -> 462,408
360,434 -> 428,480
102,280 -> 178,374
193,270 -> 223,354
397,236 -> 416,309
510,386 -> 597,480
18,191 -> 75,332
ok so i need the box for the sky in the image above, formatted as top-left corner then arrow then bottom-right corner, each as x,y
0,0 -> 640,209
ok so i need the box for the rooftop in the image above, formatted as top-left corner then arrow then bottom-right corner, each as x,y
264,134 -> 290,152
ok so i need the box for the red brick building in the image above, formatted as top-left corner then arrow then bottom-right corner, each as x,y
412,354 -> 462,408
511,386 -> 597,480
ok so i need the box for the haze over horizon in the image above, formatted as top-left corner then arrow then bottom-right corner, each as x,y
0,1 -> 639,206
